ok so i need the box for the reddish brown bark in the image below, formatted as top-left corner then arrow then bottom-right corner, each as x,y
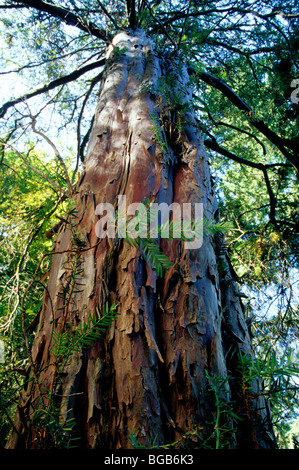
6,30 -> 275,450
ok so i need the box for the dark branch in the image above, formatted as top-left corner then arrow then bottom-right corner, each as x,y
0,59 -> 105,119
204,137 -> 264,171
205,138 -> 298,231
15,0 -> 108,41
79,116 -> 94,164
195,70 -> 299,174
204,138 -> 279,227
160,7 -> 299,25
74,71 -> 103,181
213,120 -> 267,155
177,0 -> 192,51
144,0 -> 176,47
96,0 -> 119,29
261,167 -> 277,225
204,38 -> 288,56
126,0 -> 136,29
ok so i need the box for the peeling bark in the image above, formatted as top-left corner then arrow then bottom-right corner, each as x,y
6,30 -> 275,450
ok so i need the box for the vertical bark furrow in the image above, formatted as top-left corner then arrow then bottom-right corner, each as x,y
6,29 -> 275,450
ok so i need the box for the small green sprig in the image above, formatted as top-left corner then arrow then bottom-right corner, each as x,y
73,302 -> 119,347
51,303 -> 119,363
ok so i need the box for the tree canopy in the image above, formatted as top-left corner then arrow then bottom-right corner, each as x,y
0,0 -> 298,448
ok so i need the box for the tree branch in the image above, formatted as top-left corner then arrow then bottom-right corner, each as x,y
0,38 -> 97,76
79,116 -> 94,164
261,166 -> 277,226
0,58 -> 105,119
74,71 -> 103,183
3,142 -> 62,192
30,117 -> 73,196
160,7 -> 299,25
213,120 -> 267,155
15,0 -> 108,41
204,38 -> 287,56
126,0 -> 136,29
204,137 -> 278,226
96,0 -> 119,29
144,0 -> 176,47
204,137 -> 264,171
177,0 -> 192,51
205,137 -> 298,231
195,70 -> 299,174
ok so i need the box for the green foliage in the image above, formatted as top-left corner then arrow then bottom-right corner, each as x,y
237,349 -> 299,385
149,112 -> 167,152
0,0 -> 298,448
139,238 -> 173,278
149,72 -> 192,150
129,354 -> 299,450
52,303 -> 119,363
0,148 -> 68,446
128,426 -> 203,450
109,45 -> 129,57
204,371 -> 240,449
74,303 -> 119,345
28,404 -> 78,449
121,198 -> 230,278
237,349 -> 299,446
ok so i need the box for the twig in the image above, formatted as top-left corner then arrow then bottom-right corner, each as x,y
177,0 -> 192,51
13,0 -> 108,41
3,142 -> 62,193
96,0 -> 119,29
144,0 -> 176,47
73,71 -> 103,183
30,116 -> 73,196
0,59 -> 105,119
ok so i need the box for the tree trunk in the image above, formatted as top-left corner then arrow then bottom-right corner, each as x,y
6,30 -> 275,450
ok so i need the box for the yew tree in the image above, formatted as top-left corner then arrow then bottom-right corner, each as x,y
0,0 -> 298,449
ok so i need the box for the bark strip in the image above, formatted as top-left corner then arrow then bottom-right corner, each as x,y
6,29 -> 276,450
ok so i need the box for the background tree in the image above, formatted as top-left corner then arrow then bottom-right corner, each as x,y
0,0 -> 298,449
